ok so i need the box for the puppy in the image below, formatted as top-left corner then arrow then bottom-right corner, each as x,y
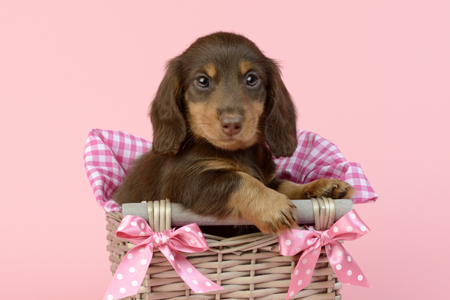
113,32 -> 354,234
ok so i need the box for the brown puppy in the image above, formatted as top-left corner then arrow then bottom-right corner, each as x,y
113,32 -> 354,234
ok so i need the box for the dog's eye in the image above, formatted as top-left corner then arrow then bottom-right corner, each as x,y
196,76 -> 210,88
246,74 -> 258,86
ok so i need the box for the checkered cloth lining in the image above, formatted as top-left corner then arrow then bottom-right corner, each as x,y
84,129 -> 377,212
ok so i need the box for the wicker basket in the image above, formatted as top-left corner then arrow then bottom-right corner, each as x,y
106,198 -> 343,300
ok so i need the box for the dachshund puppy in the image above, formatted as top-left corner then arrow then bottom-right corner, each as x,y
113,32 -> 354,234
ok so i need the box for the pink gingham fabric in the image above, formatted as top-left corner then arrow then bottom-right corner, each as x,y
84,129 -> 377,212
274,131 -> 377,204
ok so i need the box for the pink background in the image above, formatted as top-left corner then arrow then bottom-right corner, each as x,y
1,1 -> 449,299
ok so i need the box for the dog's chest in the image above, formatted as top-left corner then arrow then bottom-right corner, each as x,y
211,145 -> 277,184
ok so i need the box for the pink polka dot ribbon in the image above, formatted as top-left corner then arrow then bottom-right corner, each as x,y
103,216 -> 223,300
278,209 -> 371,299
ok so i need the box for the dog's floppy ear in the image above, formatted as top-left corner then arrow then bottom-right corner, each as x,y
264,59 -> 298,158
150,58 -> 186,155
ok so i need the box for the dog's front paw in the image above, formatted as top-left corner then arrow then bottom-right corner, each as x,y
303,178 -> 354,199
250,190 -> 297,234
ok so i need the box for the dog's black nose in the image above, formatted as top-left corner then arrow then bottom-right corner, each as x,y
220,115 -> 243,136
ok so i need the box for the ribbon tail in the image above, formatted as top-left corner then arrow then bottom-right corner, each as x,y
103,245 -> 153,300
285,248 -> 321,300
327,242 -> 371,288
159,245 -> 223,293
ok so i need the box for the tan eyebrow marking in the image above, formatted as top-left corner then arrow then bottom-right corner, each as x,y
240,60 -> 252,75
204,63 -> 216,78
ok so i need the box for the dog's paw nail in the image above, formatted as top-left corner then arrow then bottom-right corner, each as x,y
336,190 -> 346,199
323,188 -> 333,197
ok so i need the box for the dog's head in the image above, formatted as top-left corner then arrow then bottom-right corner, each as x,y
150,32 -> 297,158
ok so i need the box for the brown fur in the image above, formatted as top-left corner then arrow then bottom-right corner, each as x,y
204,63 -> 216,78
113,32 -> 354,234
239,61 -> 253,75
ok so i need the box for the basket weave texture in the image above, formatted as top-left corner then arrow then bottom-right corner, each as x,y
106,199 -> 342,300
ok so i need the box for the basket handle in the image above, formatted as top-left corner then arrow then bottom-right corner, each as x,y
310,197 -> 336,230
123,198 -> 350,230
145,199 -> 172,232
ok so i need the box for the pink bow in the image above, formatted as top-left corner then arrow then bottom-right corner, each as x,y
103,215 -> 223,300
278,210 -> 371,299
